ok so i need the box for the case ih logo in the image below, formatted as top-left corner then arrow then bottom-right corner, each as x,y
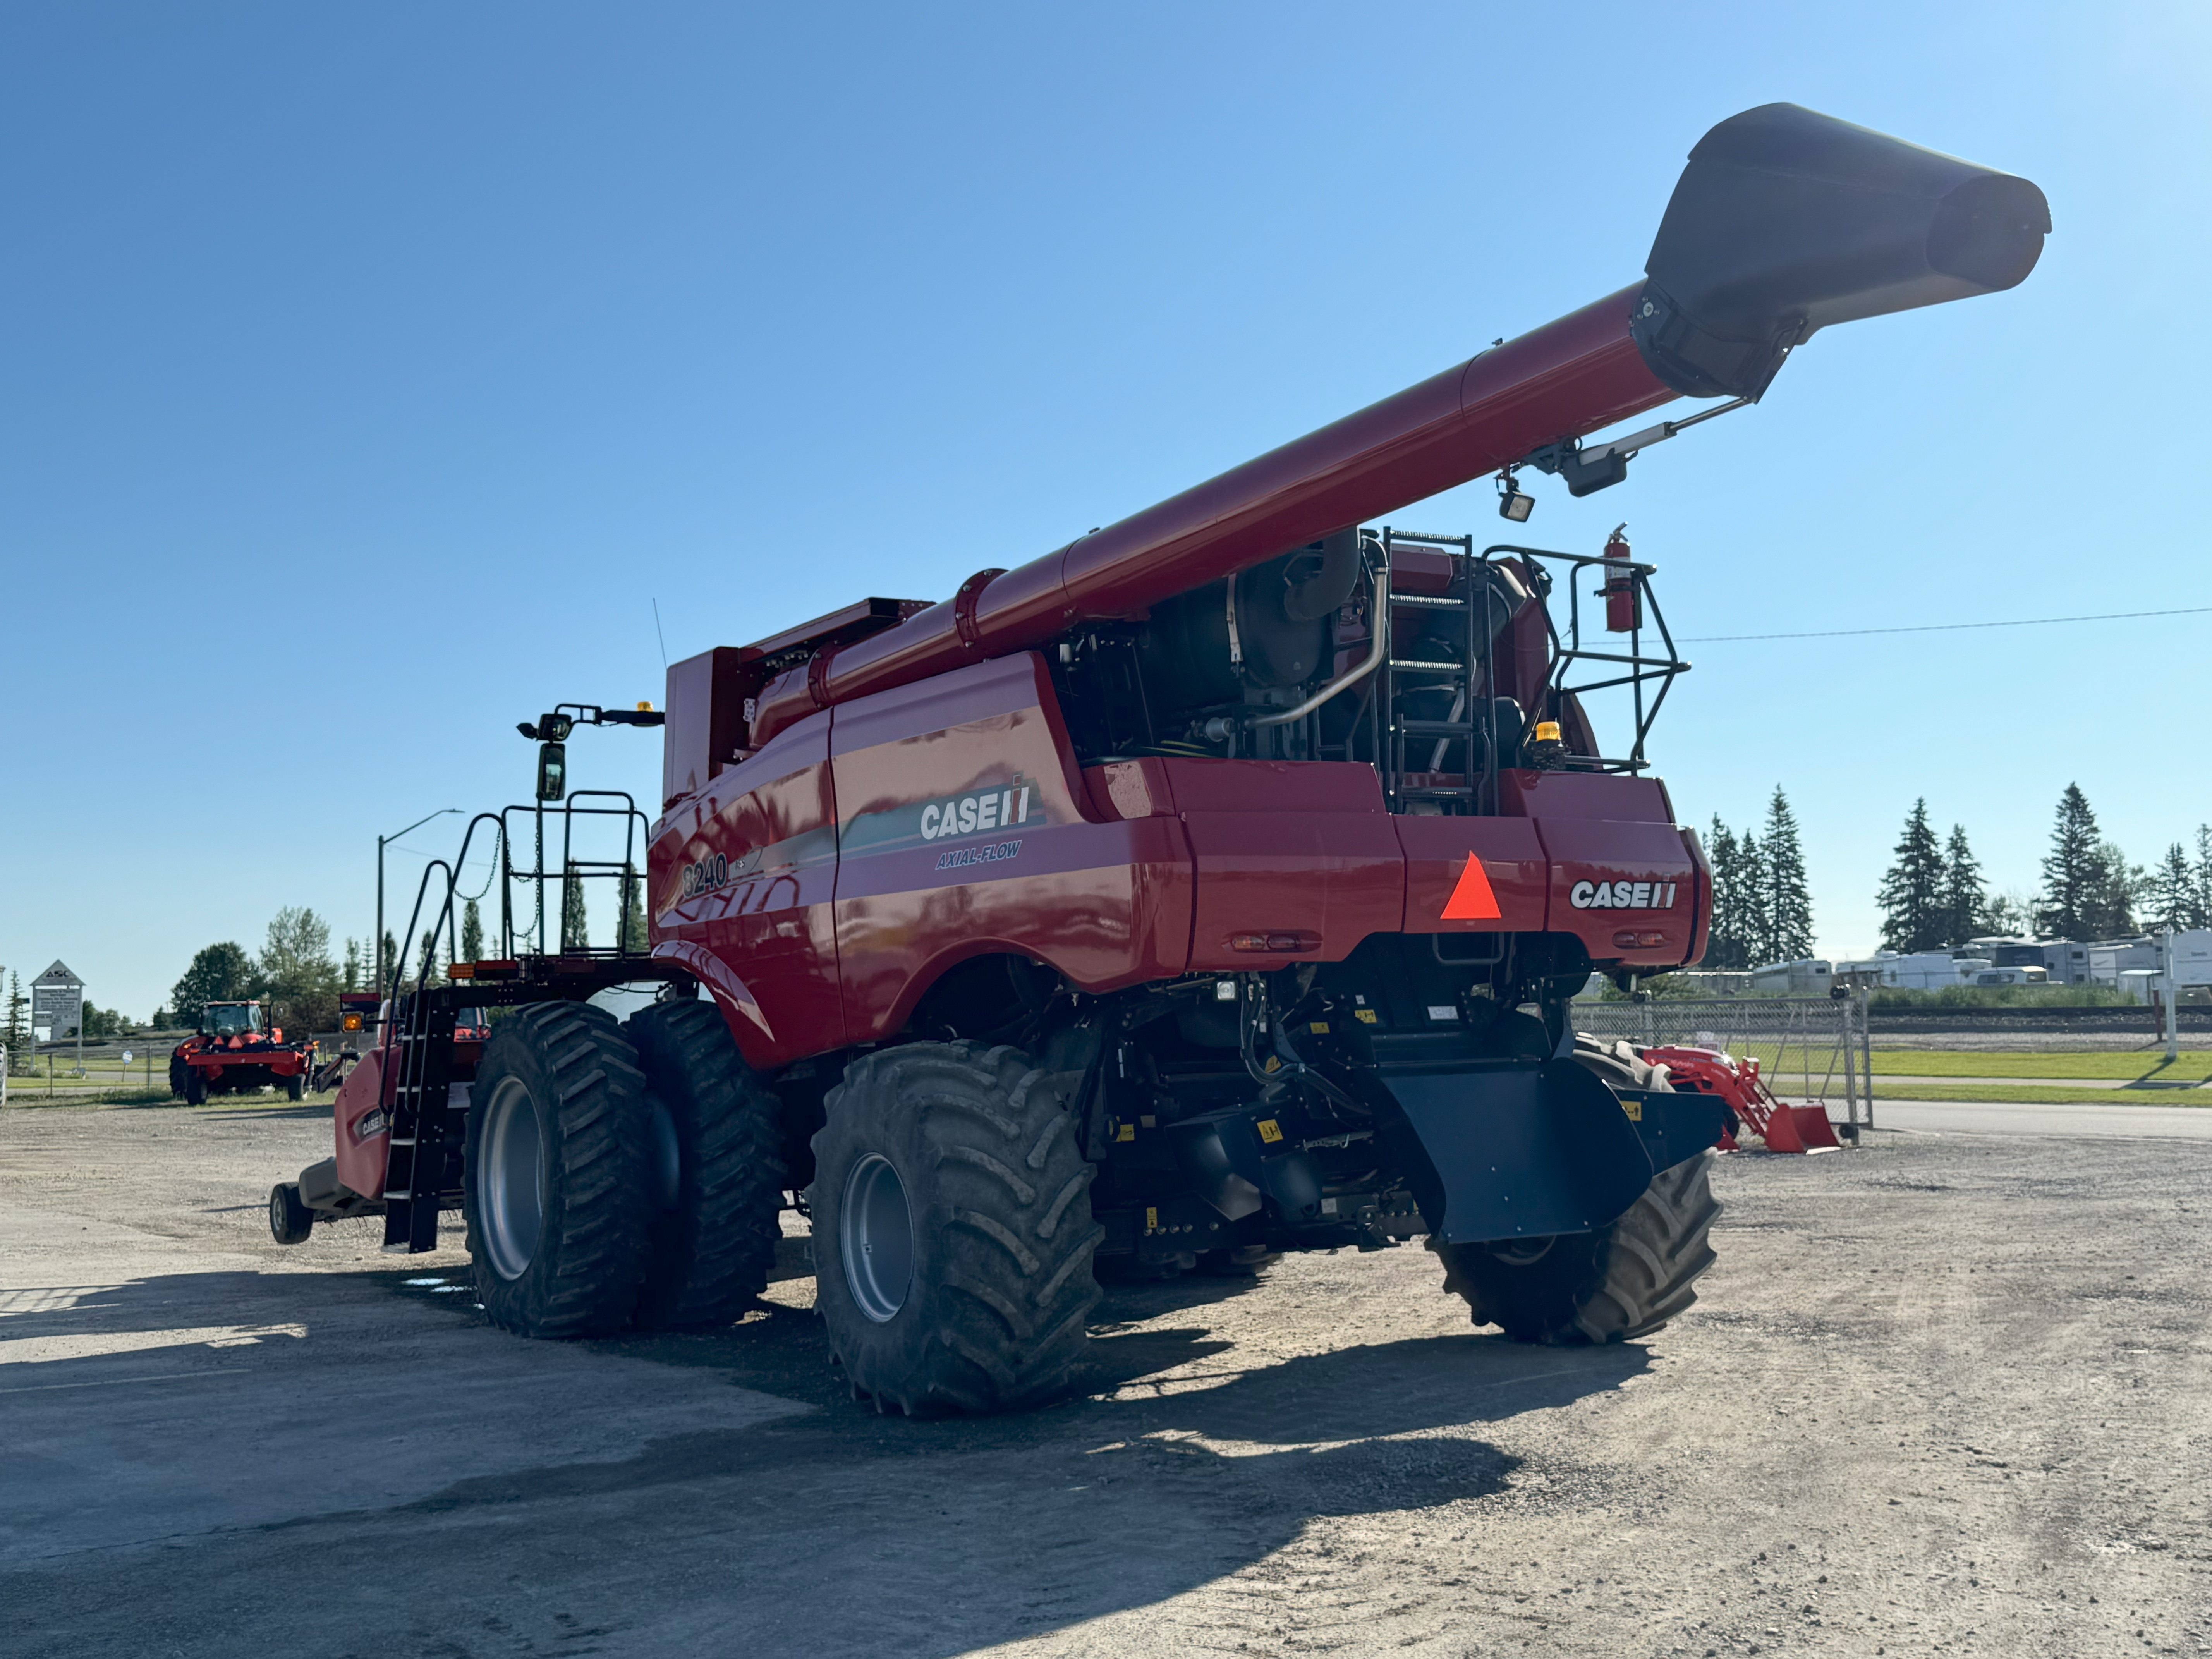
919,780 -> 1036,842
1569,879 -> 1678,910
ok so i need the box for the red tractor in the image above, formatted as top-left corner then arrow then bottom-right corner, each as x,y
170,1001 -> 315,1105
271,105 -> 2045,1413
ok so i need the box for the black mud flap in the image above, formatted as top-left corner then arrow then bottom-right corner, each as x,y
1376,1060 -> 1654,1246
1617,1089 -> 1731,1176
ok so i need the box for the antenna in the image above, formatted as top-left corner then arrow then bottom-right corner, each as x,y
651,598 -> 669,669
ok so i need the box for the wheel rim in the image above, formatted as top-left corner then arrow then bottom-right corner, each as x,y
479,1076 -> 546,1282
840,1152 -> 914,1323
1489,1237 -> 1556,1267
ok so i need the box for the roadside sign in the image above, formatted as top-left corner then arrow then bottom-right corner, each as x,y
32,961 -> 83,1044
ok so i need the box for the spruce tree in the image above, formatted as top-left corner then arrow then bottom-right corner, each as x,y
1703,818 -> 1748,970
342,938 -> 362,993
461,899 -> 486,965
2194,826 -> 2212,930
2036,784 -> 2106,940
1942,824 -> 1987,948
561,862 -> 590,952
2147,843 -> 2195,933
620,866 -> 648,955
1876,800 -> 1947,953
1739,828 -> 1772,967
3,971 -> 28,1075
1760,787 -> 1814,963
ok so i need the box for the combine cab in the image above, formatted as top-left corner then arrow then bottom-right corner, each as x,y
170,1001 -> 315,1105
270,104 -> 2045,1412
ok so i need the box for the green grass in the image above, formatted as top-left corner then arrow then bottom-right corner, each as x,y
1867,1049 -> 2212,1084
2,1086 -> 339,1111
1872,1082 -> 2212,1107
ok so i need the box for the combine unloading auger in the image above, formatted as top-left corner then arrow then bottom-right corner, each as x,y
746,102 -> 2047,748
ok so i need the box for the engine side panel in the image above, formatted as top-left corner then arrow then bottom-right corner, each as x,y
830,653 -> 1195,1042
1169,759 -> 1405,971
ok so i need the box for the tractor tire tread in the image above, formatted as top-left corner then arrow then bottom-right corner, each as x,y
465,1003 -> 655,1339
627,999 -> 787,1331
811,1039 -> 1100,1417
1436,1151 -> 1721,1346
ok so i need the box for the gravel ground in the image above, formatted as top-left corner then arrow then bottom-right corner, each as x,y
2,1098 -> 2208,1658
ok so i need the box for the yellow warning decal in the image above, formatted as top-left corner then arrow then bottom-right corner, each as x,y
1621,1098 -> 1643,1122
1116,1122 -> 1136,1142
1308,1020 -> 1330,1034
1257,1119 -> 1284,1144
1145,1207 -> 1158,1233
1355,1008 -> 1379,1024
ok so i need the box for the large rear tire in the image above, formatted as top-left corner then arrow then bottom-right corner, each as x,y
1434,1151 -> 1720,1344
809,1041 -> 1102,1416
464,1003 -> 656,1338
626,999 -> 787,1331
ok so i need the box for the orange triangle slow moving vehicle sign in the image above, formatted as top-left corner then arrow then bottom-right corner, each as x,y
1441,853 -> 1503,921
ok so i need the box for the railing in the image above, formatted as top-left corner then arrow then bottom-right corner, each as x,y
1574,993 -> 1875,1132
384,792 -> 654,1003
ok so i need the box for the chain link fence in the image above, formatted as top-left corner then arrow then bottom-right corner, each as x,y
1574,993 -> 1875,1131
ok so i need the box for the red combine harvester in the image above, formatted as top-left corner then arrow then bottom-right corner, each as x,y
271,105 -> 2045,1413
170,1002 -> 314,1105
1641,1046 -> 1846,1155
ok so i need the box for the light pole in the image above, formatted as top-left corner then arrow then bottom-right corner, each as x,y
378,809 -> 461,993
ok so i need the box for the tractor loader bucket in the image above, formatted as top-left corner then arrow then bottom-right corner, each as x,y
1761,1103 -> 1844,1155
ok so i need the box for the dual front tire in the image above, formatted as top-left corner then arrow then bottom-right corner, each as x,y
462,999 -> 785,1338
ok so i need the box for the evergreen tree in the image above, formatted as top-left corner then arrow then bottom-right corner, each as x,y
620,866 -> 648,955
2146,843 -> 2195,933
170,943 -> 253,1029
2194,826 -> 2212,930
1760,787 -> 1814,963
1942,825 -> 1987,948
380,930 -> 398,991
1738,828 -> 1771,967
3,971 -> 29,1074
1983,889 -> 2031,939
2090,840 -> 2140,939
1703,818 -> 1750,970
561,862 -> 590,951
1876,800 -> 1947,953
342,938 -> 362,993
461,899 -> 486,965
2036,784 -> 2107,940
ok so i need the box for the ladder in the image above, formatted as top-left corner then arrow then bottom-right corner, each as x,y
379,990 -> 462,1253
1377,530 -> 1511,815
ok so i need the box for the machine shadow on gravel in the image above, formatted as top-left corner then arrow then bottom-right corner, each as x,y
3,1261 -> 1649,1655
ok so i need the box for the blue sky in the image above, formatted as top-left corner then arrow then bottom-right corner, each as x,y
3,2 -> 2206,1018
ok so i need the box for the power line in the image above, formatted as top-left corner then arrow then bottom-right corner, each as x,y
1680,605 -> 2212,644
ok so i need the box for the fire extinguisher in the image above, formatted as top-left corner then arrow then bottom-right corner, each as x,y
1601,524 -> 1641,633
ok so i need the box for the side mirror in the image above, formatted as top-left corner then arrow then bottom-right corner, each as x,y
536,741 -> 567,801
